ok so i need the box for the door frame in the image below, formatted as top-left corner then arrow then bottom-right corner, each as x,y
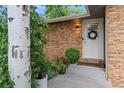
82,18 -> 107,79
105,16 -> 108,80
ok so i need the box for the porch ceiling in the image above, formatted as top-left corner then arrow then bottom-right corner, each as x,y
83,5 -> 106,20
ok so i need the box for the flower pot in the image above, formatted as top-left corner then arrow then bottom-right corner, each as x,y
36,75 -> 47,88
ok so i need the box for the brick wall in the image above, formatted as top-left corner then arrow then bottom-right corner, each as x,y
106,5 -> 124,87
44,19 -> 82,61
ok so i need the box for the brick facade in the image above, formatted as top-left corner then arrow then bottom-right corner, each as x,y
106,5 -> 124,87
44,19 -> 83,61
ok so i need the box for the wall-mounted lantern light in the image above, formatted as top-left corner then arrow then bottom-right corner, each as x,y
75,23 -> 81,31
73,19 -> 82,33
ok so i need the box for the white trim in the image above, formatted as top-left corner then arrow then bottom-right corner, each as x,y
82,19 -> 85,60
47,13 -> 90,23
105,11 -> 108,80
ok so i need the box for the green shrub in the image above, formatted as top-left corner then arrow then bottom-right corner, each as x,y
65,48 -> 80,63
47,68 -> 54,80
47,61 -> 58,80
48,57 -> 68,77
50,61 -> 58,73
47,64 -> 58,80
47,58 -> 59,80
47,56 -> 71,79
60,57 -> 70,67
57,62 -> 66,74
52,57 -> 67,74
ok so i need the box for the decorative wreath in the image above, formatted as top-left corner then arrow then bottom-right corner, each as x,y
88,31 -> 98,40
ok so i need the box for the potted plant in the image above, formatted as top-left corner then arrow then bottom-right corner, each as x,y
31,58 -> 49,88
65,48 -> 80,64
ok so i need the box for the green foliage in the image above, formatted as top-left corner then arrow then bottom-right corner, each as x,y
47,57 -> 66,80
45,5 -> 70,19
0,7 -> 14,88
48,57 -> 69,76
31,58 -> 49,78
69,5 -> 83,14
57,62 -> 66,74
50,59 -> 59,76
31,58 -> 50,87
65,48 -> 80,63
47,63 -> 58,80
60,57 -> 70,67
45,5 -> 83,19
51,57 -> 67,74
30,6 -> 49,87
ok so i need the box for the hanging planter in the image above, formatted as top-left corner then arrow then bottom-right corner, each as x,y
88,31 -> 98,40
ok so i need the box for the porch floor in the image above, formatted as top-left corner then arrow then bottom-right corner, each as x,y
48,64 -> 112,88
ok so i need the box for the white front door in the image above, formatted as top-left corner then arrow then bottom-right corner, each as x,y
83,18 -> 104,60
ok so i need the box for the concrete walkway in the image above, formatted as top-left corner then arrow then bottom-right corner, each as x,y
48,64 -> 112,88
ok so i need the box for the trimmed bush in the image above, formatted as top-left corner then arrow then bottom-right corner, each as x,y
65,48 -> 80,63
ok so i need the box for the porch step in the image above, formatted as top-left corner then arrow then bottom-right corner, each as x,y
79,58 -> 105,68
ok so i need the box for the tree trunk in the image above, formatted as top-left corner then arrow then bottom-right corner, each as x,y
8,5 -> 31,88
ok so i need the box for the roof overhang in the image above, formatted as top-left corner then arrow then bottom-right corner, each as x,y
47,5 -> 90,23
47,5 -> 105,23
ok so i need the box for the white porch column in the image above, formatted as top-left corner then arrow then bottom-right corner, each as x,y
8,5 -> 31,88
